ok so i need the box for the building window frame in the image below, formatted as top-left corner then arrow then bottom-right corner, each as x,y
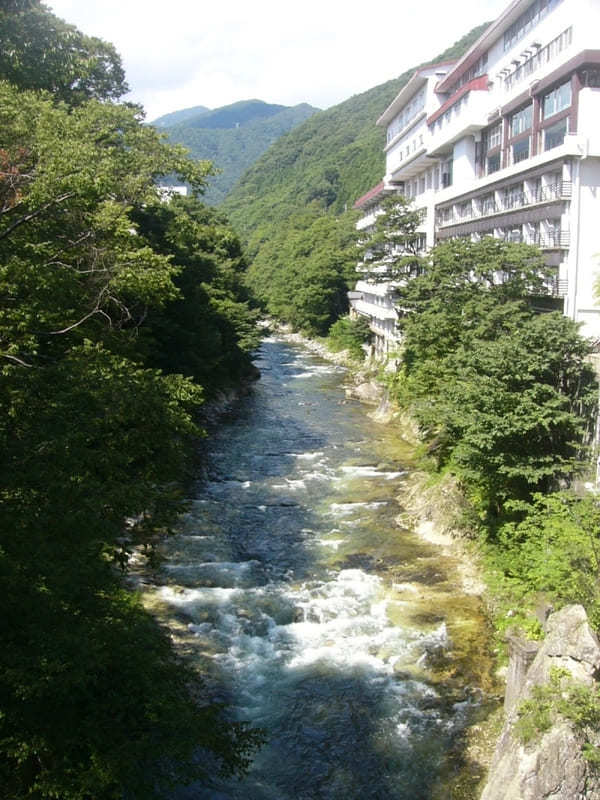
488,122 -> 503,150
543,116 -> 569,150
542,79 -> 572,119
511,136 -> 530,164
510,104 -> 533,137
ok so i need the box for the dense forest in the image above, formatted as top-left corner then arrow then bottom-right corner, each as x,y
153,100 -> 319,205
0,2 -> 263,798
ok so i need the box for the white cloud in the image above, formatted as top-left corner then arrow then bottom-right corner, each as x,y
46,0 -> 509,121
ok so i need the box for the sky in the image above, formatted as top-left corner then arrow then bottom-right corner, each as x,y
46,0 -> 509,122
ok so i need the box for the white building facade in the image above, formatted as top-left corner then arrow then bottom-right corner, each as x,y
350,0 -> 600,344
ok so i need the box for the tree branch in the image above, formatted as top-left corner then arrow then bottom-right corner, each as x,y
0,192 -> 75,241
1,353 -> 33,367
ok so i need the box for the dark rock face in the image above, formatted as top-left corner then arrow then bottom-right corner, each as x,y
481,605 -> 600,800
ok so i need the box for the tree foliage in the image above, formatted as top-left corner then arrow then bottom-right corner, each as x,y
131,195 -> 261,390
357,194 -> 426,280
245,207 -> 358,335
327,315 -> 372,360
493,492 -> 600,628
0,1 -> 127,104
0,18 -> 262,797
386,236 -> 597,518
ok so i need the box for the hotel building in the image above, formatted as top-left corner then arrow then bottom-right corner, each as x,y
350,0 -> 600,349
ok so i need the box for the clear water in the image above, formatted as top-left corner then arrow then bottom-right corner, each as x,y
156,337 -> 483,800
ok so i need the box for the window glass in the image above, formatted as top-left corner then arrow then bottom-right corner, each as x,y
543,80 -> 572,118
511,105 -> 533,137
488,122 -> 502,150
512,137 -> 530,164
503,0 -> 563,52
482,193 -> 496,214
487,153 -> 501,174
544,118 -> 568,150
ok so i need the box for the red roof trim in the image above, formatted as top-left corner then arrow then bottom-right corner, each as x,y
354,181 -> 386,209
426,75 -> 489,126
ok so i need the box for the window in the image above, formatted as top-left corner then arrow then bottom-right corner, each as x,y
504,27 -> 571,92
446,52 -> 489,95
512,137 -> 530,164
503,0 -> 563,52
543,80 -> 572,118
511,105 -> 533,137
487,153 -> 501,174
441,158 -> 453,188
579,67 -> 600,88
458,201 -> 471,219
504,184 -> 524,209
386,87 -> 427,143
488,122 -> 502,150
502,226 -> 523,243
544,118 -> 568,150
482,193 -> 496,214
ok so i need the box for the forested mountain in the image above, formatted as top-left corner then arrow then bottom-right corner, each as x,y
151,103 -> 210,127
219,24 -> 489,335
153,99 -> 319,204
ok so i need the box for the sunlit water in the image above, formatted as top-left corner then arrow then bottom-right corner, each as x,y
153,337 -> 487,799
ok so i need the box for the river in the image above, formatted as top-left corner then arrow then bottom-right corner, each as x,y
150,336 -> 494,799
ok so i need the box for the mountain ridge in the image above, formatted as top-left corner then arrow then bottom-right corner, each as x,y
153,98 -> 320,204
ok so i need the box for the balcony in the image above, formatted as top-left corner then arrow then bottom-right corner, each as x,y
532,230 -> 571,249
550,278 -> 568,297
352,299 -> 398,320
436,181 -> 572,228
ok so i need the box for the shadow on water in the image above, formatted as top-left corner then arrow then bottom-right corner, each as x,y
174,667 -> 464,800
155,339 -> 490,800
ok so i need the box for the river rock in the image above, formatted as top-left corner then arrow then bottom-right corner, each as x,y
481,605 -> 600,800
345,380 -> 382,405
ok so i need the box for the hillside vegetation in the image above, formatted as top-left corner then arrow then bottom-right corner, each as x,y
220,23 -> 489,334
154,99 -> 319,204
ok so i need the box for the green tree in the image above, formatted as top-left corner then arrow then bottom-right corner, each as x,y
328,314 -> 372,359
0,1 -> 127,104
0,79 -> 262,798
246,208 -> 357,336
391,238 -> 596,517
357,193 -> 426,280
132,195 -> 261,391
495,492 -> 600,627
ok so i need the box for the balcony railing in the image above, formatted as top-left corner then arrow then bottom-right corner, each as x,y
550,278 -> 569,297
436,181 -> 572,227
531,230 -> 571,249
503,27 -> 573,93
